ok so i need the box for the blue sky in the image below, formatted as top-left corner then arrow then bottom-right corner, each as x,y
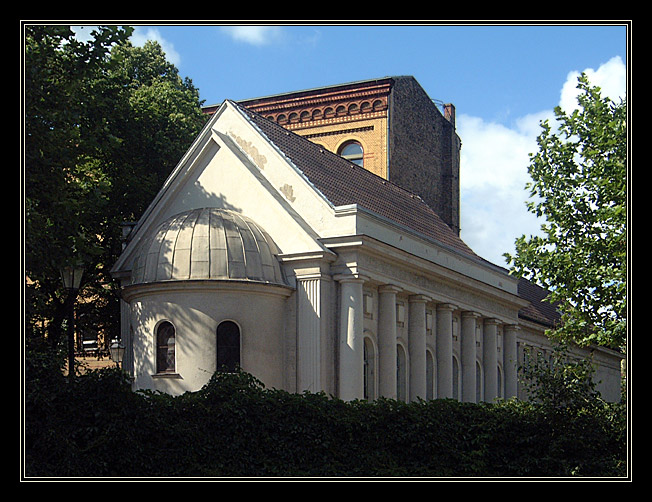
102,23 -> 628,267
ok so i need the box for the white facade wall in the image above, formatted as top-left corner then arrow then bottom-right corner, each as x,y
121,259 -> 622,402
123,282 -> 292,395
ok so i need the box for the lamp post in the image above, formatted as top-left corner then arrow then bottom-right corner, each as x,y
60,263 -> 84,382
110,339 -> 125,369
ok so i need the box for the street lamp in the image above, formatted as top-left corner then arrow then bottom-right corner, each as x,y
60,263 -> 84,382
110,339 -> 125,369
60,265 -> 84,292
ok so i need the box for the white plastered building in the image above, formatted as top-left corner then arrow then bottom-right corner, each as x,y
111,99 -> 623,402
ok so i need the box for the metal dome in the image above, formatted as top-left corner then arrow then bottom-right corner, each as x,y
131,208 -> 286,286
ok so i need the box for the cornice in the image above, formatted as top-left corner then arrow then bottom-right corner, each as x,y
242,81 -> 392,128
243,81 -> 392,114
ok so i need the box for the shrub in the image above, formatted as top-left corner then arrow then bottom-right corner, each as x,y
23,350 -> 627,478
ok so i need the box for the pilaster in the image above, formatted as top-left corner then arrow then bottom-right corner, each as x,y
296,275 -> 323,393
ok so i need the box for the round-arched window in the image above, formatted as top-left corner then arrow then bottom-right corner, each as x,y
397,344 -> 407,402
156,321 -> 176,374
217,320 -> 240,373
339,141 -> 364,167
363,336 -> 376,401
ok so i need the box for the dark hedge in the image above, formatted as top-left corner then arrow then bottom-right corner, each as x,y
24,352 -> 626,479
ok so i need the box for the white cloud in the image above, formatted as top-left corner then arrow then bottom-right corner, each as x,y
458,114 -> 545,267
458,56 -> 626,268
559,55 -> 626,112
131,27 -> 181,67
220,26 -> 284,46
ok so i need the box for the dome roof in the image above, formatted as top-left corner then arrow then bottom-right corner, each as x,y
131,208 -> 286,286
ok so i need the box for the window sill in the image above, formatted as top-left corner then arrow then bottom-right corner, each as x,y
151,372 -> 182,379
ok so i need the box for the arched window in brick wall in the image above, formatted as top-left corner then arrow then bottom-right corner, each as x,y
339,140 -> 364,167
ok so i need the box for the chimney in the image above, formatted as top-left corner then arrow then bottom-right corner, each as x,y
444,103 -> 456,126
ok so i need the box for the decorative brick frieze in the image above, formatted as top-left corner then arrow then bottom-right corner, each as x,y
247,93 -> 389,129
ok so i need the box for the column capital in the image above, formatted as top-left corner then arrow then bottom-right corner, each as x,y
484,318 -> 502,326
461,310 -> 482,319
436,303 -> 458,312
378,284 -> 402,294
333,273 -> 368,284
294,270 -> 331,281
503,324 -> 521,333
409,294 -> 431,303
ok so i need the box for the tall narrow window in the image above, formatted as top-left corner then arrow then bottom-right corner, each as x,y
363,337 -> 376,401
339,141 -> 364,167
426,350 -> 435,400
156,321 -> 176,374
452,356 -> 460,400
476,361 -> 483,403
217,321 -> 240,372
397,344 -> 407,402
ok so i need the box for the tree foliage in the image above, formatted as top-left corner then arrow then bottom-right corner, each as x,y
24,25 -> 207,346
505,74 -> 627,350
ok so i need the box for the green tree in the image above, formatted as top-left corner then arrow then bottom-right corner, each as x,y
25,25 -> 133,347
89,39 -> 207,344
24,25 -> 207,348
505,74 -> 627,351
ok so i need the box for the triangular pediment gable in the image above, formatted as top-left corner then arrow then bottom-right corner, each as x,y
112,101 -> 336,279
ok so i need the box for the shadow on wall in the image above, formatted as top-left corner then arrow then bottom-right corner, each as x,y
129,297 -> 227,390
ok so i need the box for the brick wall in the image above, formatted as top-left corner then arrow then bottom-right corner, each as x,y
388,76 -> 460,235
298,116 -> 388,179
239,79 -> 392,179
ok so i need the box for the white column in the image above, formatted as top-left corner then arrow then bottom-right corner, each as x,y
461,311 -> 480,403
378,285 -> 401,399
296,276 -> 322,393
336,274 -> 366,401
436,303 -> 456,399
408,295 -> 429,401
503,324 -> 519,399
483,318 -> 500,402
